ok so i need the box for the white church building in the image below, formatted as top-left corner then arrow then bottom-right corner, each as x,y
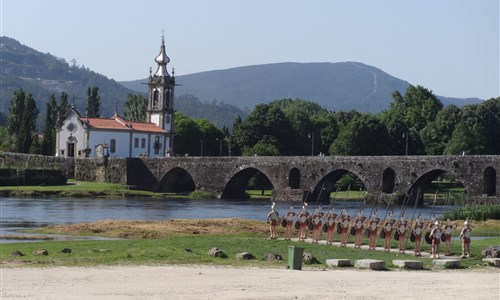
55,36 -> 176,158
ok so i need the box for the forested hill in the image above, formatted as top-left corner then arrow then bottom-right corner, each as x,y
0,36 -> 247,129
121,62 -> 483,113
0,36 -> 137,118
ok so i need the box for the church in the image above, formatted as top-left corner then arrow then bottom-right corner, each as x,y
55,37 -> 175,158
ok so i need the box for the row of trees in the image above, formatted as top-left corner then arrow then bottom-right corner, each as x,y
229,86 -> 500,156
1,84 -> 499,157
0,87 -> 103,154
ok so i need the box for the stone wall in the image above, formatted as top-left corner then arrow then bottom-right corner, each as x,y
0,152 -> 75,179
74,157 -> 128,184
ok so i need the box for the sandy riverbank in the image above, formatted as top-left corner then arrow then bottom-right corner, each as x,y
1,265 -> 498,299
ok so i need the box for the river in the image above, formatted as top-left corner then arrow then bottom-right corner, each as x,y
0,197 -> 457,243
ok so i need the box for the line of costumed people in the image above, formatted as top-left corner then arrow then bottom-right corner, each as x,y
267,202 -> 473,258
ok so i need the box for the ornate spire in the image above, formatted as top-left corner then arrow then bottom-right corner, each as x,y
154,33 -> 170,77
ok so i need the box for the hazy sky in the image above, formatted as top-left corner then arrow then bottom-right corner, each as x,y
1,0 -> 499,99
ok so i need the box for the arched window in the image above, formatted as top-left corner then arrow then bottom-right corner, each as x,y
288,168 -> 300,189
382,168 -> 395,193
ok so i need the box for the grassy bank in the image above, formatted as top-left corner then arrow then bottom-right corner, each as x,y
2,219 -> 499,270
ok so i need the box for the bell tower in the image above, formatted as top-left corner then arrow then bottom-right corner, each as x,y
146,33 -> 175,156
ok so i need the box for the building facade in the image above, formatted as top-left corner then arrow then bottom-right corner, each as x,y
55,37 -> 175,158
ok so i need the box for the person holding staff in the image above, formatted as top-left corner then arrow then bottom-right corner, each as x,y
339,209 -> 351,247
284,206 -> 296,240
367,210 -> 380,250
412,217 -> 424,257
324,209 -> 338,245
266,202 -> 279,239
459,220 -> 472,258
353,210 -> 365,249
396,215 -> 408,254
382,211 -> 395,252
443,219 -> 455,256
430,220 -> 443,258
311,206 -> 324,244
297,203 -> 309,242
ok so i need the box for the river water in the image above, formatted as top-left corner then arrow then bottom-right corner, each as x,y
0,197 -> 457,243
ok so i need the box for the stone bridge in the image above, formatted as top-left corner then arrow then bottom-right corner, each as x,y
116,155 -> 499,203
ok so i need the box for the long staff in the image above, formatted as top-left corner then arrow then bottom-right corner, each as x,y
406,188 -> 421,244
423,190 -> 438,247
315,182 -> 326,206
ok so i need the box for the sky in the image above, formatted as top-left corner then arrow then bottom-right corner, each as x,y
1,0 -> 499,99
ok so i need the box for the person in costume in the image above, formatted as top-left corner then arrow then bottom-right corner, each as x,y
382,211 -> 395,252
443,219 -> 455,256
298,203 -> 310,242
311,206 -> 324,244
459,220 -> 472,258
325,208 -> 338,245
430,220 -> 443,258
339,209 -> 351,247
412,217 -> 424,257
266,202 -> 279,239
396,215 -> 408,254
367,210 -> 380,250
353,210 -> 365,249
284,206 -> 296,240
426,217 -> 436,256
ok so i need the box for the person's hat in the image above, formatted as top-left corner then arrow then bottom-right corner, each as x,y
464,220 -> 468,225
434,221 -> 439,225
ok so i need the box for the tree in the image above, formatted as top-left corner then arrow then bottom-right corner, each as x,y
402,85 -> 443,133
41,95 -> 58,155
8,90 -> 39,153
330,114 -> 390,155
231,104 -> 293,155
173,112 -> 201,156
242,139 -> 280,156
420,104 -> 461,154
86,86 -> 101,117
56,92 -> 69,128
444,122 -> 491,155
124,94 -> 147,122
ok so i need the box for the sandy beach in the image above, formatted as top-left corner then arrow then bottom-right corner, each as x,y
1,265 -> 498,299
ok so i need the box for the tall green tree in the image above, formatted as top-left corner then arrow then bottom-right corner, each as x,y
86,86 -> 101,117
124,94 -> 147,122
41,95 -> 58,155
330,114 -> 390,155
8,90 -> 39,153
56,91 -> 69,128
420,104 -> 461,154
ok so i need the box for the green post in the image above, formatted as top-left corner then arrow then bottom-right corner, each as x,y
288,246 -> 304,270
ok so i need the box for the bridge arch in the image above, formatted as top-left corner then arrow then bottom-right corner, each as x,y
157,167 -> 195,193
310,168 -> 368,204
484,166 -> 497,196
408,168 -> 467,205
221,167 -> 274,199
382,168 -> 395,194
288,168 -> 300,189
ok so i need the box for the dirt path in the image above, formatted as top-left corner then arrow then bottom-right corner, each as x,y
1,265 -> 498,299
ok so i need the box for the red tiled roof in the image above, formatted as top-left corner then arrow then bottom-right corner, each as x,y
80,115 -> 167,133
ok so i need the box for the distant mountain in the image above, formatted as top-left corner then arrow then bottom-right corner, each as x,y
0,36 -> 247,129
121,62 -> 483,113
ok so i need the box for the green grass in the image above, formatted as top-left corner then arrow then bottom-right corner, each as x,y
2,234 -> 499,269
0,179 -> 173,198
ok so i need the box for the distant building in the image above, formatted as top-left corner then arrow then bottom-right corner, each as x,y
55,36 -> 175,158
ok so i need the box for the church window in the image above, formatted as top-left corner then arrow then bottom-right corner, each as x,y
153,90 -> 159,108
141,138 -> 146,148
110,139 -> 116,153
134,138 -> 139,148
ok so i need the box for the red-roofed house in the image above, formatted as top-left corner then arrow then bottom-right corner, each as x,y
55,36 -> 175,158
55,107 -> 170,158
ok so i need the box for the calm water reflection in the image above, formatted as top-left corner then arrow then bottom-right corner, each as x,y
0,197 -> 456,243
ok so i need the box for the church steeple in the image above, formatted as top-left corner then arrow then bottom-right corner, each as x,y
146,33 -> 176,156
154,35 -> 171,77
